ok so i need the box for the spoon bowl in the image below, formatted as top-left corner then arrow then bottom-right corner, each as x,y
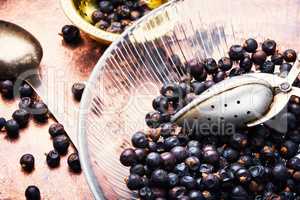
0,20 -> 43,79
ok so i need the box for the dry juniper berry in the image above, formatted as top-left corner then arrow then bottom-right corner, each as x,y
46,150 -> 60,168
5,119 -> 20,138
280,140 -> 298,159
272,163 -> 288,182
260,61 -> 275,73
191,81 -> 206,95
180,175 -> 196,190
239,55 -> 253,72
151,169 -> 168,186
12,109 -> 30,128
126,174 -> 144,190
99,1 -> 114,13
168,172 -> 179,188
189,60 -> 205,81
145,111 -> 161,128
120,148 -> 137,166
31,101 -> 48,122
130,164 -> 145,176
95,20 -> 110,30
52,135 -> 70,155
171,146 -> 188,163
67,152 -> 81,173
19,97 -> 32,111
271,52 -> 284,65
283,49 -> 297,62
0,80 -> 14,99
72,82 -> 85,101
262,39 -> 277,55
230,185 -> 249,200
48,123 -> 66,138
189,190 -> 204,199
202,173 -> 220,190
160,152 -> 176,170
20,154 -> 35,172
61,25 -> 81,44
252,50 -> 267,65
185,156 -> 200,171
146,152 -> 161,169
91,10 -> 106,24
25,185 -> 40,200
19,83 -> 33,98
243,38 -> 258,53
168,186 -> 186,199
204,58 -> 218,74
131,131 -> 148,148
0,117 -> 6,130
218,57 -> 233,71
213,71 -> 226,83
229,45 -> 244,60
139,187 -> 154,200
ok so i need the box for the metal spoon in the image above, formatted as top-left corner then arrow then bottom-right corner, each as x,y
0,20 -> 42,80
172,55 -> 300,133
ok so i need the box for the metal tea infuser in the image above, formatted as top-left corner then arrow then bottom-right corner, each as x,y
172,55 -> 300,132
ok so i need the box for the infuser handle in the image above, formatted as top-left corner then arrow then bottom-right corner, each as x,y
286,54 -> 300,85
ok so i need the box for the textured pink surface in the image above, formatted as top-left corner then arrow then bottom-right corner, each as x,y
0,0 -> 107,199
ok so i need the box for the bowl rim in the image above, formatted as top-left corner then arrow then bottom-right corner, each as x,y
78,0 -> 177,199
60,0 -> 120,44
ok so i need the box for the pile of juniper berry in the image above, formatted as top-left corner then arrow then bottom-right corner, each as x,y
120,38 -> 300,200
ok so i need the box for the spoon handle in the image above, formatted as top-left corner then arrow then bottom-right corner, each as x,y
286,54 -> 300,84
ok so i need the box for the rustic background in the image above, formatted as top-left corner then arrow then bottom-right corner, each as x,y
0,0 -> 107,199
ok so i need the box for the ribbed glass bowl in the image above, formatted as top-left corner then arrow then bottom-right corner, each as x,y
78,0 -> 300,199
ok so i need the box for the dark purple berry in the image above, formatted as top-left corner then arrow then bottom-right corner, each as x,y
204,58 -> 218,74
91,10 -> 106,24
218,57 -> 233,71
213,71 -> 226,83
5,119 -> 19,138
12,109 -> 30,128
145,111 -> 161,128
67,152 -> 81,173
99,1 -> 114,13
20,154 -> 35,172
19,97 -> 32,111
120,148 -> 137,166
191,81 -> 206,95
46,150 -> 60,168
146,152 -> 161,169
131,131 -> 148,148
262,39 -> 276,55
52,135 -> 70,155
31,101 -> 48,122
48,123 -> 66,138
229,45 -> 244,60
19,83 -> 33,98
61,25 -> 81,44
283,49 -> 297,62
127,174 -> 144,190
151,169 -> 168,186
243,38 -> 258,53
252,50 -> 267,65
25,185 -> 40,200
0,117 -> 6,130
0,80 -> 14,99
239,56 -> 253,71
72,82 -> 85,101
271,53 -> 284,65
260,61 -> 275,73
